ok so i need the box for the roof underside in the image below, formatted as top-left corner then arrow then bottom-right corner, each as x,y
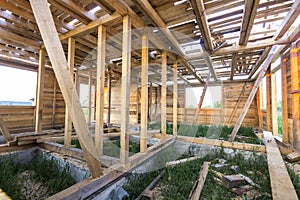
0,0 -> 299,85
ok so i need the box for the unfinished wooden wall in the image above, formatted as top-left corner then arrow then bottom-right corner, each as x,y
103,81 -> 258,127
0,68 -> 65,133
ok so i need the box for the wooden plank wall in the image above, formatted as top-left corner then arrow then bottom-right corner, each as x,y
104,81 -> 258,127
0,68 -> 65,133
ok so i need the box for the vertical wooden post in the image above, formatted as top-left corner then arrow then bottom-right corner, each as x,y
140,33 -> 148,153
281,57 -> 289,143
0,115 -> 11,141
183,83 -> 187,123
136,85 -> 140,124
95,25 -> 106,155
64,37 -> 75,148
256,86 -> 264,129
266,67 -> 272,132
35,48 -> 45,133
30,0 -> 103,177
173,61 -> 178,136
271,71 -> 278,136
120,15 -> 131,165
291,42 -> 300,149
148,83 -> 153,121
107,66 -> 112,127
88,71 -> 92,125
161,51 -> 167,142
52,81 -> 57,128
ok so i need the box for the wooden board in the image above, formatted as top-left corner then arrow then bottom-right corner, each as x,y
29,0 -> 103,177
264,131 -> 298,200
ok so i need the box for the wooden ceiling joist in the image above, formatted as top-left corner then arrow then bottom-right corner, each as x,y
274,0 -> 300,40
190,0 -> 213,52
239,0 -> 260,45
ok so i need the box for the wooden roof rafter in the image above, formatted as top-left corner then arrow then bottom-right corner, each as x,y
239,0 -> 260,45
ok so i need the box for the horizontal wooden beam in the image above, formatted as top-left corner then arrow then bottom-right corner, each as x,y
0,28 -> 41,49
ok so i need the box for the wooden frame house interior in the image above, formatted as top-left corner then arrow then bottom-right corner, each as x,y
0,0 -> 299,199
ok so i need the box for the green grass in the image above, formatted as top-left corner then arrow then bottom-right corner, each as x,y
159,150 -> 271,200
0,154 -> 75,199
287,165 -> 300,197
122,148 -> 272,199
150,123 -> 261,144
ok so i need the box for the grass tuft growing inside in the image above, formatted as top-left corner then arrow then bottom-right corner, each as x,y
0,154 -> 76,199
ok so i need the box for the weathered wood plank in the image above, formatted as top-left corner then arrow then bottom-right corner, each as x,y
120,15 -> 131,166
264,131 -> 298,200
281,57 -> 289,143
64,37 -> 75,148
35,49 -> 45,133
173,61 -> 178,136
0,115 -> 12,142
141,33 -> 148,153
188,162 -> 210,200
95,25 -> 106,155
29,0 -> 103,177
161,51 -> 167,142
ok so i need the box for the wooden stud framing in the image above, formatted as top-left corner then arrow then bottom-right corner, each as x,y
271,71 -> 278,136
107,66 -> 112,127
281,56 -> 289,143
120,15 -> 131,165
35,49 -> 45,133
161,51 -> 167,142
88,71 -> 92,125
95,25 -> 106,155
52,81 -> 57,128
64,37 -> 75,148
140,33 -> 148,153
29,0 -> 103,177
266,67 -> 272,132
256,86 -> 264,129
229,45 -> 280,142
290,42 -> 300,149
173,61 -> 178,136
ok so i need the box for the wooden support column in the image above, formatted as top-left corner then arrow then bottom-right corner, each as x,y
229,46 -> 279,142
140,33 -> 148,153
120,15 -> 131,165
95,25 -> 106,155
107,66 -> 112,127
30,0 -> 103,177
271,71 -> 278,136
173,61 -> 178,136
88,71 -> 92,125
281,57 -> 289,143
0,115 -> 11,141
183,83 -> 187,123
64,37 -> 75,148
291,42 -> 300,149
52,81 -> 57,128
266,67 -> 272,132
256,86 -> 264,129
148,83 -> 153,122
35,48 -> 45,133
161,51 -> 167,142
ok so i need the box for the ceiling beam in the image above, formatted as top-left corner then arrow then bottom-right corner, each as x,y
0,28 -> 41,49
248,47 -> 271,79
132,0 -> 185,57
190,0 -> 213,52
274,0 -> 300,40
239,0 -> 260,45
